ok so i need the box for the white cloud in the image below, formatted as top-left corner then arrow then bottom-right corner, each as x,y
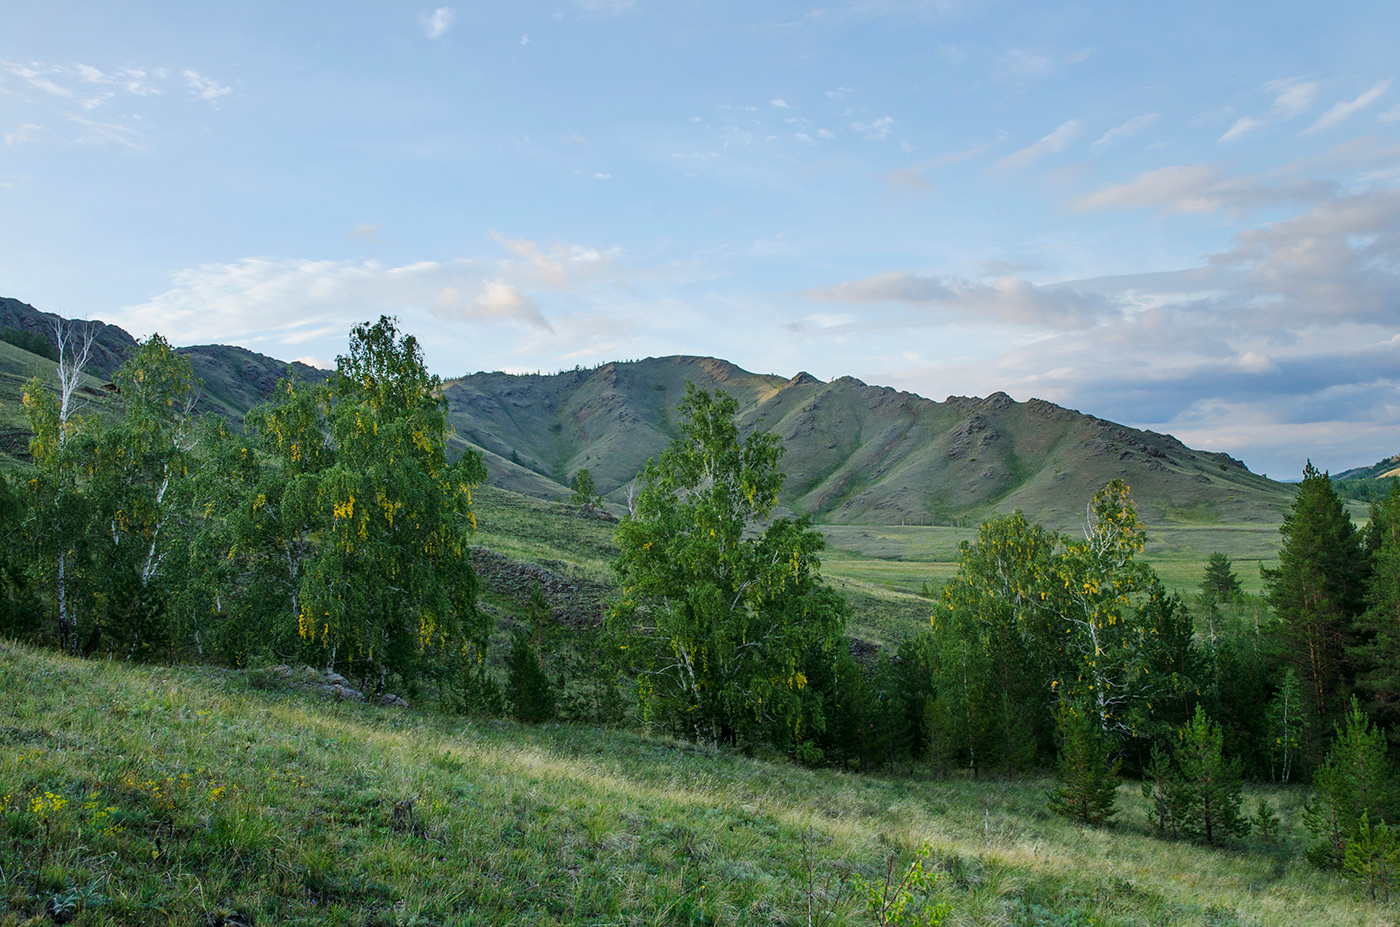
1093,113 -> 1158,147
801,271 -> 1115,329
1265,78 -> 1320,118
521,34 -> 530,45
118,256 -> 553,345
1303,80 -> 1392,134
1219,116 -> 1262,143
2,61 -> 72,98
826,87 -> 854,100
991,119 -> 1080,171
4,123 -> 42,146
1380,106 -> 1400,124
182,69 -> 231,102
851,116 -> 894,140
770,98 -> 789,108
817,128 -> 836,140
423,7 -> 455,39
593,172 -> 612,179
1071,163 -> 1327,215
68,115 -> 144,150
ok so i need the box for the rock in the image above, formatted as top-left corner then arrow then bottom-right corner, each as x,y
379,694 -> 410,709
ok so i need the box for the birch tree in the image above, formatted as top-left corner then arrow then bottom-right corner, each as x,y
20,319 -> 98,652
610,384 -> 847,748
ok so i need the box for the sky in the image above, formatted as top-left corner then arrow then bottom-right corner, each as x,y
2,1 -> 1398,480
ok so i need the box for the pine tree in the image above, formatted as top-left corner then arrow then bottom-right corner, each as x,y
506,629 -> 556,723
1304,699 -> 1397,868
1265,462 -> 1368,732
1142,746 -> 1189,839
1357,482 -> 1400,736
1175,705 -> 1249,845
1047,699 -> 1121,826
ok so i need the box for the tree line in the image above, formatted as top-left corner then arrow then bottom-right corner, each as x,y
2,317 -> 1399,892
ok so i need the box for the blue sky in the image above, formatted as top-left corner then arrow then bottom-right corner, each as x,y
3,1 -> 1398,479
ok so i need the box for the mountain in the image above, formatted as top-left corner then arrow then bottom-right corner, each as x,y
1335,454 -> 1400,482
0,297 -> 327,424
439,356 -> 1293,530
1,299 -> 1296,529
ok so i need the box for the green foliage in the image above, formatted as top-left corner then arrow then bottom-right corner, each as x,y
1047,699 -> 1121,826
0,325 -> 56,361
241,317 -> 488,689
610,383 -> 847,747
1174,705 -> 1249,845
1344,812 -> 1399,902
0,470 -> 39,639
1142,707 -> 1248,845
569,467 -> 600,510
1265,667 -> 1308,784
1253,798 -> 1281,845
1265,461 -> 1368,731
1200,552 -> 1244,610
1304,699 -> 1397,869
19,330 -> 199,658
1142,746 -> 1190,840
850,843 -> 950,927
505,629 -> 556,723
1357,481 -> 1400,736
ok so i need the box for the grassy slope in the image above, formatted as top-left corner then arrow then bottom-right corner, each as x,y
1,641 -> 1388,927
442,357 -> 1299,533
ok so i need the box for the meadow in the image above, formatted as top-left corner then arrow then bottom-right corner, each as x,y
1,640 -> 1390,927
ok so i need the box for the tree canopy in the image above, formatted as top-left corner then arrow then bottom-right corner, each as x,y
610,383 -> 847,748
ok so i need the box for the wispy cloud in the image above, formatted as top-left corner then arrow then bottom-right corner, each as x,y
1217,78 -> 1322,143
851,116 -> 894,140
118,255 -> 553,344
1093,113 -> 1158,147
1072,163 -> 1329,215
1219,116 -> 1263,143
182,69 -> 231,102
801,270 -> 1116,329
770,98 -> 789,108
422,7 -> 455,39
1303,80 -> 1392,134
68,114 -> 144,150
4,123 -> 43,146
992,119 -> 1080,171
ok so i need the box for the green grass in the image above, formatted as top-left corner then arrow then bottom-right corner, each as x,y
1,641 -> 1389,926
818,520 -> 1286,607
470,484 -> 619,581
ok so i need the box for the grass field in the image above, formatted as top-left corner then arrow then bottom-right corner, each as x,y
1,641 -> 1389,926
818,521 -> 1286,601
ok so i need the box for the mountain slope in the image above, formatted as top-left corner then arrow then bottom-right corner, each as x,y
442,356 -> 1292,530
1336,453 -> 1400,482
0,298 -> 327,428
0,299 -> 1295,529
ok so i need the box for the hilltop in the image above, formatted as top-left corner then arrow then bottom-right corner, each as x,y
1,298 -> 1296,530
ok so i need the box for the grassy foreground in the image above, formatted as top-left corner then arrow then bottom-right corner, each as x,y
1,643 -> 1389,926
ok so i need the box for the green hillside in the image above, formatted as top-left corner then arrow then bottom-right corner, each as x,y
0,299 -> 1302,531
1,641 -> 1387,927
441,357 -> 1296,532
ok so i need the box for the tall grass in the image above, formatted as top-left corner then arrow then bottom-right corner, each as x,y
0,641 -> 1389,926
